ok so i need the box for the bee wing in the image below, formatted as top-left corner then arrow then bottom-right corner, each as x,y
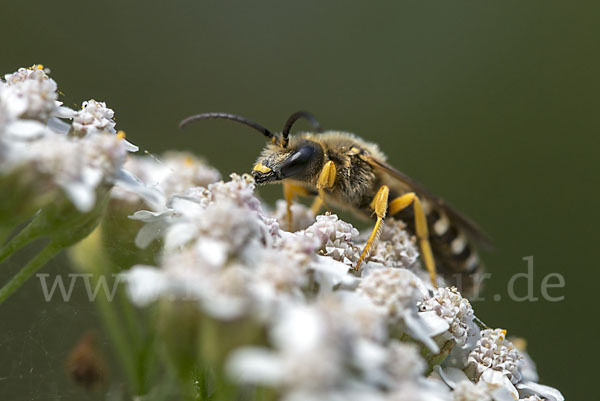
363,154 -> 493,248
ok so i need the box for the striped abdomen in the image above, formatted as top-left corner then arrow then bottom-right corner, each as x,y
391,200 -> 484,297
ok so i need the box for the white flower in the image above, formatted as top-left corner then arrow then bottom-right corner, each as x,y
435,366 -> 515,401
130,174 -> 276,248
111,151 -> 221,209
510,338 -> 539,383
383,340 -> 426,383
467,329 -> 521,398
228,297 -> 397,400
127,175 -> 293,319
1,65 -> 61,122
418,287 -> 476,347
367,220 -> 420,269
0,66 -> 165,214
70,99 -> 116,136
227,302 -> 349,391
302,213 -> 361,265
5,131 -> 130,212
515,381 -> 564,401
452,380 -> 493,401
385,380 -> 452,401
417,286 -> 480,369
357,267 -> 442,352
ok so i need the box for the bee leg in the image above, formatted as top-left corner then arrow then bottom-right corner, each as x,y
356,185 -> 390,270
315,160 -> 337,213
389,192 -> 437,287
283,182 -> 310,231
310,196 -> 324,215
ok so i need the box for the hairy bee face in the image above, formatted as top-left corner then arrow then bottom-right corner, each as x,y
252,140 -> 324,184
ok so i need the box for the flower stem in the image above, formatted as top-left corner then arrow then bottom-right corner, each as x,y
0,241 -> 62,304
0,216 -> 43,265
92,274 -> 141,394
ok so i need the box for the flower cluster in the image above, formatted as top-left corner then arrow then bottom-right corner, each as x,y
123,171 -> 563,401
110,151 -> 221,210
0,65 -> 153,221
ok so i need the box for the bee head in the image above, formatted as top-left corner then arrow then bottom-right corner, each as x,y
179,111 -> 324,184
252,139 -> 324,184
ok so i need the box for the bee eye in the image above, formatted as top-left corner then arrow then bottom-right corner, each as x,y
280,145 -> 315,178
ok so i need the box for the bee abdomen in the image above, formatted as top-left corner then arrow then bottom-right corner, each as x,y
426,208 -> 483,296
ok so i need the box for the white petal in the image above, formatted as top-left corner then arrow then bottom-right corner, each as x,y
135,220 -> 167,248
114,168 -> 165,209
418,310 -> 450,336
54,106 -> 76,118
403,312 -> 440,353
5,120 -> 47,139
491,385 -> 517,401
516,381 -> 564,401
62,181 -> 96,212
47,117 -> 71,134
433,366 -> 470,389
121,138 -> 139,152
311,255 -> 354,291
121,265 -> 170,306
226,347 -> 284,385
196,239 -> 228,266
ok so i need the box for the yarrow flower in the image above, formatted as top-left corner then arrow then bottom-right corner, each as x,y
466,329 -> 521,397
302,213 -> 360,265
110,151 -> 221,210
419,287 -> 475,346
367,220 -> 420,269
122,170 -> 563,400
1,65 -> 61,122
0,65 -> 158,228
70,99 -> 116,137
357,267 -> 443,353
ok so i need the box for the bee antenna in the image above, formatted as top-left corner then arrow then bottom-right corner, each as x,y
179,112 -> 274,139
282,111 -> 323,147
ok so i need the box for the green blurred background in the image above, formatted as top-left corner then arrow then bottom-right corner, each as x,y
1,0 -> 597,399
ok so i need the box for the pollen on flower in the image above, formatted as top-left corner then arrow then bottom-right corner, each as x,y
117,130 -> 126,139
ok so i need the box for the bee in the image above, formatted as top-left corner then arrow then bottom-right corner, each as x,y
180,111 -> 491,294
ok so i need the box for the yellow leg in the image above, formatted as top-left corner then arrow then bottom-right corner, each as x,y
316,160 -> 336,189
389,192 -> 438,287
283,182 -> 310,231
356,185 -> 389,270
310,197 -> 324,215
314,160 -> 336,214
